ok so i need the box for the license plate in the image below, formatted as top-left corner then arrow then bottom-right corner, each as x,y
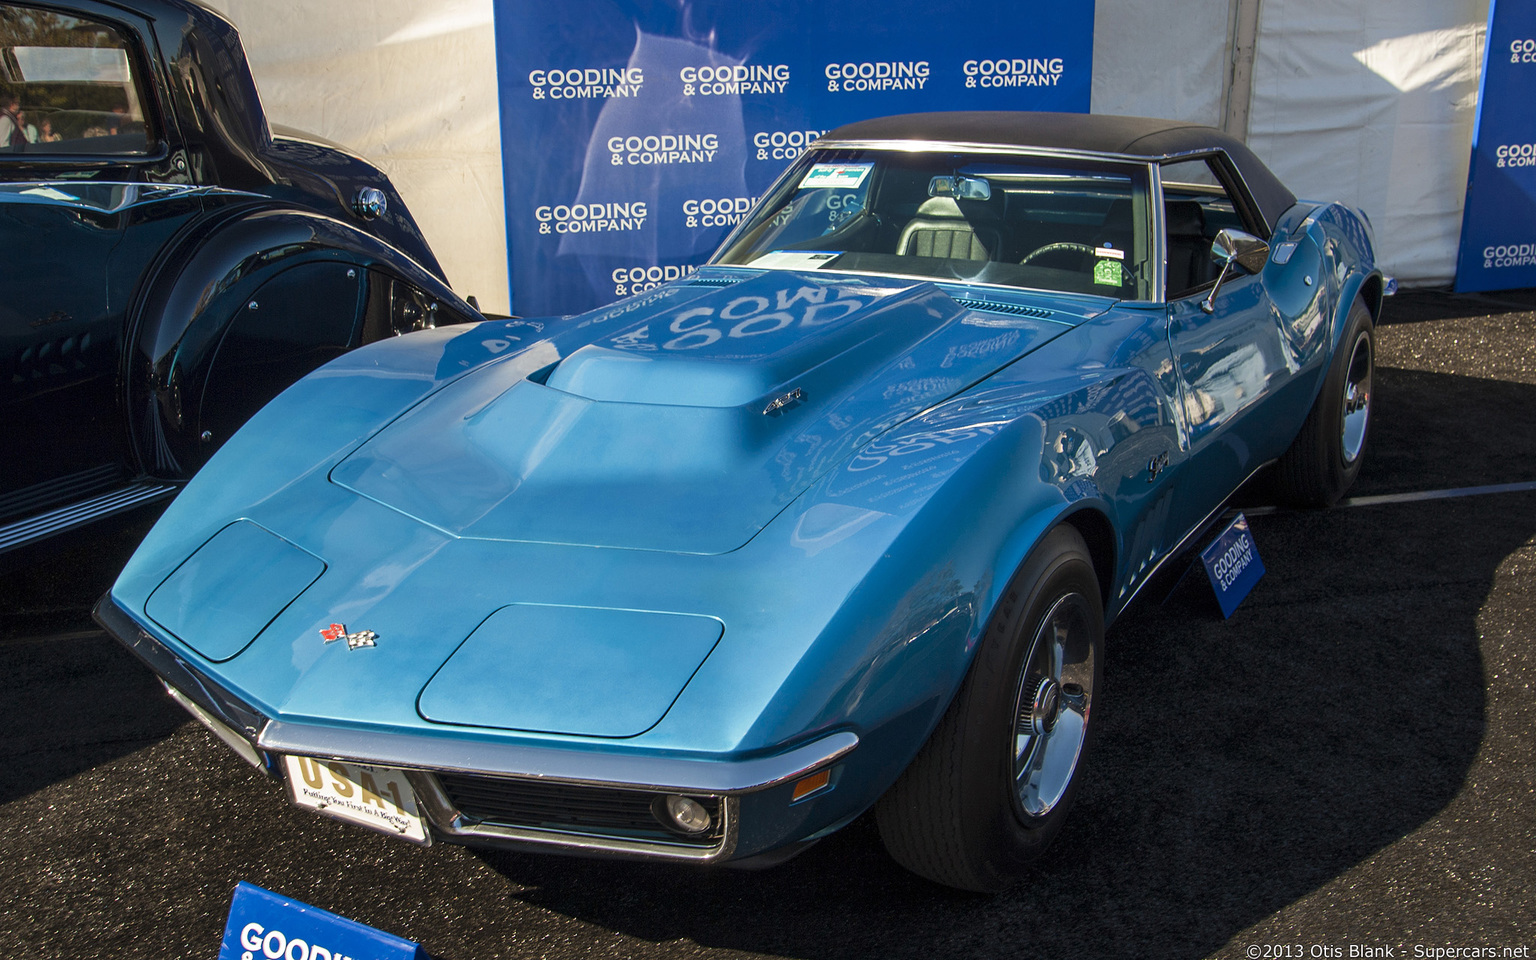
283,755 -> 429,844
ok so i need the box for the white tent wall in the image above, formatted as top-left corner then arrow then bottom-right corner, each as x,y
206,0 -> 511,314
1093,0 -> 1488,287
209,1 -> 1491,303
1091,0 -> 1232,128
1245,0 -> 1487,286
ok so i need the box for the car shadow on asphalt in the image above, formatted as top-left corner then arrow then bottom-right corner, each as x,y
0,508 -> 188,806
466,363 -> 1533,959
0,630 -> 189,806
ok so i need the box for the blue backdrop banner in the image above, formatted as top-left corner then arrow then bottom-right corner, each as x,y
494,1 -> 1095,316
1455,0 -> 1536,292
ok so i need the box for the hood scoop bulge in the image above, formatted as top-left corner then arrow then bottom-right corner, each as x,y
542,273 -> 936,407
332,272 -> 1064,554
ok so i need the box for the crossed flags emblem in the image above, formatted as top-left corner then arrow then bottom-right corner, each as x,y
320,623 -> 377,650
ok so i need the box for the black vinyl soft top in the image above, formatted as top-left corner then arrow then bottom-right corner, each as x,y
823,111 -> 1297,234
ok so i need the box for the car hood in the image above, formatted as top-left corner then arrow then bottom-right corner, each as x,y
330,271 -> 1072,555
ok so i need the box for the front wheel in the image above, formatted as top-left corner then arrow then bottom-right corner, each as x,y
1273,296 -> 1374,506
876,525 -> 1104,892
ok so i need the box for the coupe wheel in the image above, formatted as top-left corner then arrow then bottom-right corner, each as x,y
876,525 -> 1103,892
1273,296 -> 1374,506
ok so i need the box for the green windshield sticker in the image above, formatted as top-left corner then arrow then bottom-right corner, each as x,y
800,163 -> 873,189
1094,258 -> 1123,286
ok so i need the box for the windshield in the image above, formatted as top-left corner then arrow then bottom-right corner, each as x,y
715,148 -> 1154,300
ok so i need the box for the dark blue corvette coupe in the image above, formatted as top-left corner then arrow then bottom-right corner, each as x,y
1,0 -> 475,560
97,112 -> 1387,891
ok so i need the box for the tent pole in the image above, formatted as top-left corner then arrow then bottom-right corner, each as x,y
1221,0 -> 1262,141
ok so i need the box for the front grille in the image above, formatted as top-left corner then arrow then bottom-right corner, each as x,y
437,774 -> 725,848
952,297 -> 1054,319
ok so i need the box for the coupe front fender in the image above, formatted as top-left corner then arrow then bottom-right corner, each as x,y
125,208 -> 476,477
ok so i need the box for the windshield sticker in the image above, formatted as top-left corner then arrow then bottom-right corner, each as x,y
1093,258 -> 1124,286
1094,246 -> 1125,260
799,163 -> 873,189
750,251 -> 844,270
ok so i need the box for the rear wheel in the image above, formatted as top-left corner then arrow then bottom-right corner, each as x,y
1273,297 -> 1374,506
876,525 -> 1103,892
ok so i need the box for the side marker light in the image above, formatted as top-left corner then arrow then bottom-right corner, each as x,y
791,768 -> 832,802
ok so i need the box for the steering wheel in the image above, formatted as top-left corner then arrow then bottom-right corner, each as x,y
1019,242 -> 1097,266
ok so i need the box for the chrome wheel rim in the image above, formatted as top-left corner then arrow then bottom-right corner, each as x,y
1010,592 -> 1095,822
1340,330 -> 1372,465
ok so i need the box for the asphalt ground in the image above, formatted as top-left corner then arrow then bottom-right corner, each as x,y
2,289 -> 1534,959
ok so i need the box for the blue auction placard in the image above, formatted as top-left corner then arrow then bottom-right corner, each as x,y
1199,513 -> 1265,619
1455,0 -> 1536,292
493,0 -> 1095,316
217,882 -> 425,960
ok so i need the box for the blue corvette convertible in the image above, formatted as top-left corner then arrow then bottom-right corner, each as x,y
97,112 -> 1387,891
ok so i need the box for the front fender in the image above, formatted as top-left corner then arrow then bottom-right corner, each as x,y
126,208 -> 477,478
696,330 -> 1176,816
683,404 -> 1075,799
1281,203 -> 1382,344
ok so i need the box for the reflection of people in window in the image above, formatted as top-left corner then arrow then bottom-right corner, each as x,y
39,118 -> 62,143
0,94 -> 25,148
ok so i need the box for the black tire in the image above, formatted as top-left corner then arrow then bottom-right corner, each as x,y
1273,297 -> 1375,506
876,525 -> 1104,892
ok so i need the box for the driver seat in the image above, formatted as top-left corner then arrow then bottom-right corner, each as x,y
896,196 -> 1003,260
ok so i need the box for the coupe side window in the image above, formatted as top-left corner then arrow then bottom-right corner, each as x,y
0,3 -> 154,155
1160,158 -> 1257,300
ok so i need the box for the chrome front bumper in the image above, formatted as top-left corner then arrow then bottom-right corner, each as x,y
94,594 -> 856,863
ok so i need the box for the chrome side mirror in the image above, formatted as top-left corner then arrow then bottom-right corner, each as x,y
1202,228 -> 1270,313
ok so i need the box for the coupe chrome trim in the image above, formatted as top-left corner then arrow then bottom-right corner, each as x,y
406,772 -> 740,862
0,181 -> 267,212
1149,162 -> 1169,303
0,463 -> 121,520
0,482 -> 177,554
259,721 -> 859,795
1109,459 -> 1277,620
93,595 -> 860,796
94,595 -> 271,743
811,138 -> 1159,164
162,681 -> 265,770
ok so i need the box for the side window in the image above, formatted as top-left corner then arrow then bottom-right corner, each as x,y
1160,157 -> 1257,300
0,4 -> 154,155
